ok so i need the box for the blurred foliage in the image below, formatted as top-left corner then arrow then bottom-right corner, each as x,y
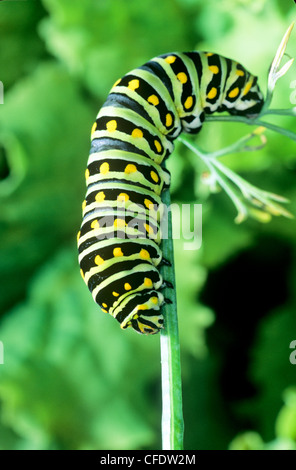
0,63 -> 93,313
0,0 -> 296,450
0,1 -> 47,90
0,249 -> 159,449
229,388 -> 296,449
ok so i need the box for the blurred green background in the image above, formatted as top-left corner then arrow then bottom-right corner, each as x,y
0,0 -> 296,450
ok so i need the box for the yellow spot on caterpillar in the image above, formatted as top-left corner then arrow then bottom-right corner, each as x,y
106,120 -> 117,132
144,198 -> 154,209
177,72 -> 187,84
154,140 -> 162,153
101,309 -> 108,313
91,219 -> 100,229
150,170 -> 159,183
206,52 -> 214,57
124,283 -> 132,290
137,304 -> 148,311
117,192 -> 129,202
95,254 -> 104,266
209,65 -> 219,74
144,278 -> 153,288
100,162 -> 110,174
165,113 -> 173,127
151,296 -> 158,304
95,191 -> 106,202
140,249 -> 150,260
91,122 -> 97,136
77,231 -> 81,243
112,78 -> 121,88
184,96 -> 193,109
80,269 -> 84,280
114,218 -> 126,229
82,200 -> 87,210
144,223 -> 154,235
236,69 -> 245,77
131,128 -> 143,138
207,87 -> 217,99
85,168 -> 90,180
112,291 -> 120,297
148,94 -> 159,106
243,80 -> 253,96
165,55 -> 176,64
128,79 -> 140,91
113,247 -> 123,257
125,164 -> 137,174
228,87 -> 240,98
102,303 -> 108,308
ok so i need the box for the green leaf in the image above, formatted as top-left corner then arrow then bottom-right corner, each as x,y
0,248 -> 157,450
0,63 -> 93,313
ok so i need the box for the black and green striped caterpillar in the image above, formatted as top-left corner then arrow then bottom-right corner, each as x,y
77,51 -> 264,335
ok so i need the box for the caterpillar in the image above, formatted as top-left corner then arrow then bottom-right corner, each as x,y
77,51 -> 264,335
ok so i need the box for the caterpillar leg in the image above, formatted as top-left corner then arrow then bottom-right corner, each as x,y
161,279 -> 174,289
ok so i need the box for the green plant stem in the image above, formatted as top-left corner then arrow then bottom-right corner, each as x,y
262,108 -> 296,116
160,187 -> 184,450
205,114 -> 296,142
179,136 -> 249,222
158,23 -> 295,448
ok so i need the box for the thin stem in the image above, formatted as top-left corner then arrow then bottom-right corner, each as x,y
179,136 -> 248,223
160,187 -> 184,451
262,22 -> 294,112
205,114 -> 296,142
255,119 -> 296,142
179,134 -> 294,222
158,22 -> 295,449
262,108 -> 296,117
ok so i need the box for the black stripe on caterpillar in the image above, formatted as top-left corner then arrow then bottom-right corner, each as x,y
77,51 -> 264,335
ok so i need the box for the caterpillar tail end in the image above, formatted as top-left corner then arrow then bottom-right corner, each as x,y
120,292 -> 165,335
121,313 -> 164,335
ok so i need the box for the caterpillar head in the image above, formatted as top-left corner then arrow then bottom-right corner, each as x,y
128,312 -> 164,335
120,293 -> 164,335
226,74 -> 264,118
